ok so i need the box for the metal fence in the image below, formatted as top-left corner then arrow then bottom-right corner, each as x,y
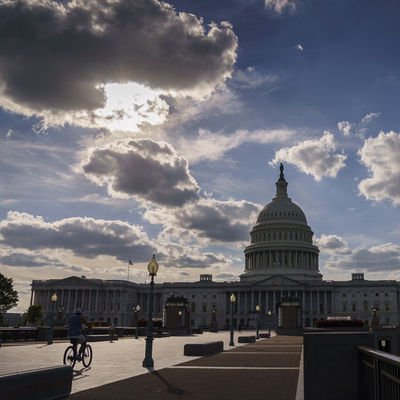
358,346 -> 400,400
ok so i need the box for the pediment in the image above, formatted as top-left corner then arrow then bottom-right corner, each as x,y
56,276 -> 100,287
252,275 -> 302,287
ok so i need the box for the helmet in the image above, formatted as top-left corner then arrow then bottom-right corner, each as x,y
75,308 -> 82,315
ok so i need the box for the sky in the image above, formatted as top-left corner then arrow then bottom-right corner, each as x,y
0,0 -> 399,312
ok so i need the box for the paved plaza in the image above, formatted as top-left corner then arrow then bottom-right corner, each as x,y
0,332 -> 304,399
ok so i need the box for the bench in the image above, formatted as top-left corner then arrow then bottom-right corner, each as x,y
184,341 -> 224,356
238,335 -> 256,343
259,333 -> 271,338
0,365 -> 72,400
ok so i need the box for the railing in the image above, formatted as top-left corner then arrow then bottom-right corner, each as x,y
358,346 -> 400,400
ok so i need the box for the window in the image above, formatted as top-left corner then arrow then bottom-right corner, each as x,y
212,294 -> 216,299
385,303 -> 390,312
363,301 -> 369,312
342,303 -> 347,312
375,293 -> 379,297
202,304 -> 207,313
192,294 -> 196,298
191,303 -> 196,312
342,293 -> 346,298
352,303 -> 356,312
385,293 -> 388,297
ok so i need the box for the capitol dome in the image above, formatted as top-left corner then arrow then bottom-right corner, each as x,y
241,163 -> 322,282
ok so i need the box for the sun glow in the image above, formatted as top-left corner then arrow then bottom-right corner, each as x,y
95,82 -> 170,132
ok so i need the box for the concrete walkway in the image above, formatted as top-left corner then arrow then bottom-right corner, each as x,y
0,332 -> 304,399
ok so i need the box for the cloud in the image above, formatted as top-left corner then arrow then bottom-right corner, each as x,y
0,0 -> 237,127
337,121 -> 353,136
270,131 -> 347,181
0,250 -> 66,268
315,234 -> 352,255
0,211 -> 155,262
361,112 -> 381,125
336,112 -> 380,138
82,138 -> 200,207
295,44 -> 303,52
164,251 -> 229,269
325,242 -> 400,273
176,128 -> 297,164
231,67 -> 279,90
144,197 -> 260,243
358,131 -> 400,204
265,0 -> 297,14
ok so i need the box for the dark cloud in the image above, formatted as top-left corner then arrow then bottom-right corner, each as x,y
215,272 -> 238,280
0,211 -> 155,262
82,138 -> 199,207
169,252 -> 228,269
0,251 -> 65,268
325,243 -> 400,272
0,0 -> 237,112
315,234 -> 352,255
177,199 -> 259,242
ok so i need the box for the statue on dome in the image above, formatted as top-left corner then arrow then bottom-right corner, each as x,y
279,162 -> 285,180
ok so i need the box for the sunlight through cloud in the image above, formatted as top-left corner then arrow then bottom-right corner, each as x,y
95,82 -> 170,132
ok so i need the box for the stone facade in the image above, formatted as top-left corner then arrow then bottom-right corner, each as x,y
30,164 -> 400,329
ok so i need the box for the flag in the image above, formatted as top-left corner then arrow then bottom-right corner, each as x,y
129,259 -> 133,265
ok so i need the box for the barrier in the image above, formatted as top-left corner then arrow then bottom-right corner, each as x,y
238,335 -> 256,343
0,365 -> 72,400
184,341 -> 224,356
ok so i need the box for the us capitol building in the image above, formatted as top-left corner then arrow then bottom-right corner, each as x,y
31,164 -> 400,330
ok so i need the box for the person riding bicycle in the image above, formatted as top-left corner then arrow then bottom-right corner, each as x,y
68,308 -> 91,361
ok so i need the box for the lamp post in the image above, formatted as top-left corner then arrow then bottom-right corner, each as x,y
255,304 -> 261,339
134,305 -> 141,339
47,293 -> 58,345
267,310 -> 272,336
229,293 -> 236,346
142,254 -> 159,368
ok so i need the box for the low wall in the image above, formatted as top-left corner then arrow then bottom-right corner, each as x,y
0,365 -> 72,400
184,341 -> 224,356
304,331 -> 374,400
238,335 -> 256,343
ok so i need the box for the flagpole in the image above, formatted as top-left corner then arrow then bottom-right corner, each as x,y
128,261 -> 130,281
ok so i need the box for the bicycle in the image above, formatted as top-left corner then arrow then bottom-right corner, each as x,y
63,341 -> 93,369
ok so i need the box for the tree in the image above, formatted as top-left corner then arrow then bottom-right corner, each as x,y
0,273 -> 19,325
23,304 -> 43,326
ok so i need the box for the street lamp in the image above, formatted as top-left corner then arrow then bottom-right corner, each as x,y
134,305 -> 141,339
47,292 -> 58,345
178,310 -> 183,329
255,304 -> 261,339
267,310 -> 272,336
229,293 -> 236,346
142,254 -> 159,368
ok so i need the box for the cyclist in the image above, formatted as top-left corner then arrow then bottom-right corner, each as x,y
68,308 -> 91,361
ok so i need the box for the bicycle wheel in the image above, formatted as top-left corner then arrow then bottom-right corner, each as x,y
82,344 -> 93,367
63,346 -> 76,368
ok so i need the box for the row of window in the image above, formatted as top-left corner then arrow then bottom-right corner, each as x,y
190,303 -> 217,313
251,231 -> 312,243
342,292 -> 390,298
191,294 -> 217,299
342,301 -> 390,312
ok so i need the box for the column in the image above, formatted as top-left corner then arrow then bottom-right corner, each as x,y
273,291 -> 276,313
309,291 -> 313,314
244,291 -> 248,314
324,291 -> 327,315
317,291 -> 320,314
